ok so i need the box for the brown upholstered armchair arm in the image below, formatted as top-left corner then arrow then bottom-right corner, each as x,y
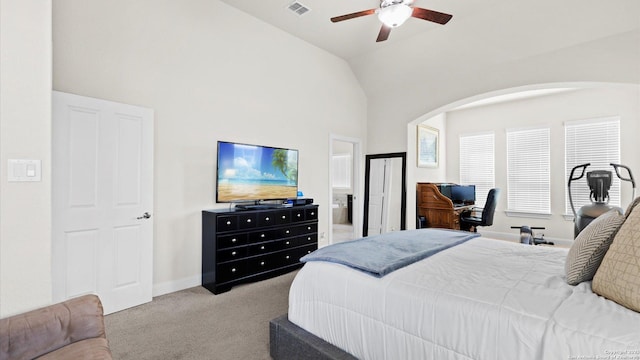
0,294 -> 107,360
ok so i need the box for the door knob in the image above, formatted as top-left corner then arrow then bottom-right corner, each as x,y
137,212 -> 151,219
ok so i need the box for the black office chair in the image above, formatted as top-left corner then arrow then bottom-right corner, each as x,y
460,188 -> 501,232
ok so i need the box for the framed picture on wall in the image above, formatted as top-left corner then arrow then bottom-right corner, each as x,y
417,125 -> 438,168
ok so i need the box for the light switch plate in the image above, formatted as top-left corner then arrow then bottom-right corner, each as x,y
8,159 -> 42,182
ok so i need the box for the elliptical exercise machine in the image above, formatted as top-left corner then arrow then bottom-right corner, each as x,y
568,163 -> 636,238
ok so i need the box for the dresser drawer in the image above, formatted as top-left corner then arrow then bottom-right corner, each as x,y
273,224 -> 313,239
217,215 -> 238,232
277,226 -> 296,238
305,208 -> 318,221
280,244 -> 317,264
291,208 -> 306,222
294,223 -> 317,235
286,234 -> 317,248
238,213 -> 257,229
217,261 -> 246,283
248,229 -> 278,243
246,240 -> 287,256
217,233 -> 247,249
246,253 -> 281,274
274,209 -> 292,224
217,247 -> 246,263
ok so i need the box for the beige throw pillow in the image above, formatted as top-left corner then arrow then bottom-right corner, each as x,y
565,209 -> 624,285
592,201 -> 640,312
624,196 -> 640,219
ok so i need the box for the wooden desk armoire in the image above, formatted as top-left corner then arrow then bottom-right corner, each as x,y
416,183 -> 472,230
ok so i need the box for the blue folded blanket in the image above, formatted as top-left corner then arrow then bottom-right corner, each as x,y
301,229 -> 480,277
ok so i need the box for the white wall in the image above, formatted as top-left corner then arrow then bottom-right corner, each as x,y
405,113 -> 448,229
0,0 -> 53,317
53,0 -> 367,296
444,85 -> 640,242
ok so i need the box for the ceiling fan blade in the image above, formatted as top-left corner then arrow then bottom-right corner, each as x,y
376,25 -> 392,42
411,7 -> 453,25
331,9 -> 376,23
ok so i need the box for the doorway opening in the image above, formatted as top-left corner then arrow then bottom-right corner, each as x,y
329,135 -> 361,245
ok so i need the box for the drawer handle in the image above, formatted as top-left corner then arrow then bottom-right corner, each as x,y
232,251 -> 237,256
281,215 -> 286,219
307,226 -> 311,230
246,219 -> 252,223
231,268 -> 236,272
231,238 -> 237,243
265,217 -> 270,221
286,241 -> 290,245
260,234 -> 265,238
226,221 -> 231,225
307,237 -> 311,241
260,261 -> 265,266
297,214 -> 301,217
285,255 -> 290,259
311,212 -> 315,216
285,230 -> 290,234
260,246 -> 265,250
307,251 -> 312,254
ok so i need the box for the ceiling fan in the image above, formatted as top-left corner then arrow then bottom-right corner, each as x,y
330,0 -> 452,42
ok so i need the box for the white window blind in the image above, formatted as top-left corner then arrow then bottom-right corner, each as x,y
565,117 -> 620,215
506,127 -> 551,214
459,132 -> 495,207
332,154 -> 352,189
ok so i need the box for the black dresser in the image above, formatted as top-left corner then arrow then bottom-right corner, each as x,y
202,205 -> 319,294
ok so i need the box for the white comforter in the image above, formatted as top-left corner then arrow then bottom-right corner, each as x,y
288,238 -> 640,360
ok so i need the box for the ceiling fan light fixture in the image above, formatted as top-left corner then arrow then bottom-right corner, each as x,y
377,4 -> 412,27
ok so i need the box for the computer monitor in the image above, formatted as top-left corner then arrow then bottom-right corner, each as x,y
450,185 -> 475,205
437,184 -> 453,200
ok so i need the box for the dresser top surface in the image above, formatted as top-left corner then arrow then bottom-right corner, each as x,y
203,204 -> 317,214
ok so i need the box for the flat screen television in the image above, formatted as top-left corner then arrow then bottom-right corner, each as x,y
216,141 -> 299,204
450,184 -> 476,205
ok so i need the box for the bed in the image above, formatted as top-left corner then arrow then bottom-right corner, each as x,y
270,206 -> 640,360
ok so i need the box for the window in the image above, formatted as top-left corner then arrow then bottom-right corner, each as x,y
565,117 -> 620,216
332,154 -> 352,189
506,127 -> 551,215
459,132 -> 494,207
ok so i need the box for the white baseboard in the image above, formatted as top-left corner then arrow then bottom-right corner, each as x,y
152,275 -> 201,297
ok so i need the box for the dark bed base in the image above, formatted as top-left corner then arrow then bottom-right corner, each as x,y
269,314 -> 357,360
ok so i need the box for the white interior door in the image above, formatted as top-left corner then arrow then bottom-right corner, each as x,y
52,91 -> 153,314
385,158 -> 403,232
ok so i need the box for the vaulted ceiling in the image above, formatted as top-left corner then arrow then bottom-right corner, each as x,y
220,0 -> 500,61
220,0 -> 640,128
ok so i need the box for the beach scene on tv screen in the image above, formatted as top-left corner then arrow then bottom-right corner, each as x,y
217,142 -> 298,202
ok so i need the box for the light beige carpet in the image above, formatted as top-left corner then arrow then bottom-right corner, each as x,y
105,271 -> 297,360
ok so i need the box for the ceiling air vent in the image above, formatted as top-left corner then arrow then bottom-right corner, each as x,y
288,2 -> 310,16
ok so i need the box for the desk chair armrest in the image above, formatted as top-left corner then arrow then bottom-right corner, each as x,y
466,207 -> 483,217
